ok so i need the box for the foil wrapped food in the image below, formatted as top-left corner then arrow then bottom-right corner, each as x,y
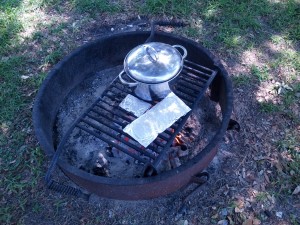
123,92 -> 191,147
119,94 -> 152,117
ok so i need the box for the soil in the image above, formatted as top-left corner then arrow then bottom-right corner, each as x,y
21,16 -> 299,225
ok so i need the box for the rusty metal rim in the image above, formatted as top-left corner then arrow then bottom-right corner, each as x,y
33,31 -> 232,199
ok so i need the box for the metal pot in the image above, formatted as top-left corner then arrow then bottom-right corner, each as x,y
119,42 -> 187,101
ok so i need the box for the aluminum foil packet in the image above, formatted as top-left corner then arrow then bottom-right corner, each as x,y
123,92 -> 191,147
119,94 -> 152,117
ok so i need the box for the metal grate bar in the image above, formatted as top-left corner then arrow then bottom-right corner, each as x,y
178,76 -> 206,88
181,71 -> 208,83
111,83 -> 132,94
184,59 -> 214,73
80,118 -> 156,159
90,108 -> 125,127
77,124 -> 149,163
172,93 -> 194,106
176,85 -> 199,98
183,66 -> 211,79
87,104 -> 159,153
96,101 -> 133,123
179,78 -> 205,89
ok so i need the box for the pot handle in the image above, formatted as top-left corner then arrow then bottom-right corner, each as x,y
118,70 -> 138,87
172,45 -> 187,61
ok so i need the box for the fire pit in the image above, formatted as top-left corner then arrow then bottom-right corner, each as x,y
33,30 -> 233,200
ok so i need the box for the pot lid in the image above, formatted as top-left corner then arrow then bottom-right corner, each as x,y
124,42 -> 187,84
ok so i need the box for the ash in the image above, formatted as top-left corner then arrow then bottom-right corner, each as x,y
56,66 -> 221,178
156,93 -> 221,173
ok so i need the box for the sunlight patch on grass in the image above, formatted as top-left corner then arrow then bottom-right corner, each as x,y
255,83 -> 277,104
267,0 -> 300,40
18,6 -> 48,39
18,0 -> 69,41
271,49 -> 300,82
271,35 -> 285,45
255,80 -> 299,117
203,2 -> 220,20
241,49 -> 264,67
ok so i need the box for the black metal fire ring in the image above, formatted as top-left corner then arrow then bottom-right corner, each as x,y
33,31 -> 233,200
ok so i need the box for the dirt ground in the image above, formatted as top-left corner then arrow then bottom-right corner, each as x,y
15,16 -> 300,225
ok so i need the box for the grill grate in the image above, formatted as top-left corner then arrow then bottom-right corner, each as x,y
69,59 -> 218,173
47,59 -> 218,182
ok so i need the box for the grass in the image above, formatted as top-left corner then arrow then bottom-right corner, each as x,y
271,49 -> 300,81
232,74 -> 251,86
255,191 -> 269,202
0,57 -> 26,122
259,101 -> 280,113
277,129 -> 300,193
259,82 -> 300,117
251,65 -> 270,82
71,0 -> 120,13
0,0 -> 299,224
0,1 -> 23,55
142,0 -> 198,16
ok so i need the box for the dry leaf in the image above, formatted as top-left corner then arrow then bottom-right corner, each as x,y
21,75 -> 30,80
253,219 -> 261,225
273,160 -> 283,173
242,217 -> 261,225
292,186 -> 300,195
242,219 -> 253,225
264,172 -> 270,183
212,213 -> 218,219
217,219 -> 228,225
235,207 -> 243,213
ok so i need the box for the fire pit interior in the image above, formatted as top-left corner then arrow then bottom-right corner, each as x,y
56,65 -> 221,178
33,30 -> 233,200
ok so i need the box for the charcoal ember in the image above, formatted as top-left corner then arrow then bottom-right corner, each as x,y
105,146 -> 114,157
156,158 -> 172,173
170,157 -> 181,168
170,146 -> 181,153
92,163 -> 108,176
177,148 -> 189,157
168,145 -> 188,157
184,126 -> 193,133
97,153 -> 108,165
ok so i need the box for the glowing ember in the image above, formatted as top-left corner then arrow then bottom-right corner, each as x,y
174,134 -> 184,146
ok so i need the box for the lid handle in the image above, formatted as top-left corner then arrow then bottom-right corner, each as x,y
145,46 -> 159,63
